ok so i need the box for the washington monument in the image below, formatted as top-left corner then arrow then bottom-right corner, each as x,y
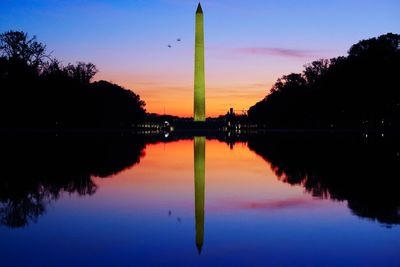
194,3 -> 205,121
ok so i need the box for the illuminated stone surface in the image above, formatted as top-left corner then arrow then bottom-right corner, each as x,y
194,3 -> 205,121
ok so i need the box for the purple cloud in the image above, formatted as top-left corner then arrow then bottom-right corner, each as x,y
235,47 -> 320,58
240,197 -> 315,210
206,197 -> 321,212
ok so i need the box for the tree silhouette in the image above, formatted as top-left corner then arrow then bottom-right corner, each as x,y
0,31 -> 48,67
0,30 -> 146,129
248,33 -> 400,130
64,62 -> 98,84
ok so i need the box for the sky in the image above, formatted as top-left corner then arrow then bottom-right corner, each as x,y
1,0 -> 399,117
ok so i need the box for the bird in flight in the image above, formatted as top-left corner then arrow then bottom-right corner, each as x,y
167,44 -> 172,48
177,38 -> 181,42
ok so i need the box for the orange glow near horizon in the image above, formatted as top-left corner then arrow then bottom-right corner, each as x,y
92,36 -> 327,118
95,71 -> 273,117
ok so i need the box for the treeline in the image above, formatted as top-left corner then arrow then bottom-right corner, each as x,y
248,33 -> 400,130
0,31 -> 146,129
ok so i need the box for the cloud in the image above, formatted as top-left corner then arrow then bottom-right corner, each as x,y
207,46 -> 325,60
235,47 -> 320,58
209,197 -> 319,212
240,197 -> 315,210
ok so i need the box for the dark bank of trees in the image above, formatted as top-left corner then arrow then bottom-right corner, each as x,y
248,33 -> 400,130
0,31 -> 146,129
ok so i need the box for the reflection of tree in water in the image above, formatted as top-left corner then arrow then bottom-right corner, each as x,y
247,133 -> 400,225
0,172 -> 97,228
0,135 -> 146,228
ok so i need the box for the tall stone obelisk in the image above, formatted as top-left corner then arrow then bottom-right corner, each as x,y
194,136 -> 205,254
194,3 -> 205,121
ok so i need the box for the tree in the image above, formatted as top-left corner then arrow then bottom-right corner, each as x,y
65,62 -> 98,84
0,31 -> 48,68
0,30 -> 146,129
348,33 -> 400,58
248,33 -> 400,129
303,59 -> 330,85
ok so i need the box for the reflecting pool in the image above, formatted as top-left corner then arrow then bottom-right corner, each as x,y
0,133 -> 399,266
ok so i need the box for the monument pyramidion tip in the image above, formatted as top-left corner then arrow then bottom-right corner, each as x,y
196,3 -> 203,14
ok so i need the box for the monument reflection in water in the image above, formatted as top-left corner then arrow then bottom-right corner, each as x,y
194,136 -> 205,253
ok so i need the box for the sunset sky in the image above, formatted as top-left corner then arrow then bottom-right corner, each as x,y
1,0 -> 399,117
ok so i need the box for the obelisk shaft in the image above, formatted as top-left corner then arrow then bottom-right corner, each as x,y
194,3 -> 205,121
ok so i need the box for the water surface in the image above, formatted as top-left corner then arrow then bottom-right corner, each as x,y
0,134 -> 399,266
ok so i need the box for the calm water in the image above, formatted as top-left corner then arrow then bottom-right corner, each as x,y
0,134 -> 399,266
